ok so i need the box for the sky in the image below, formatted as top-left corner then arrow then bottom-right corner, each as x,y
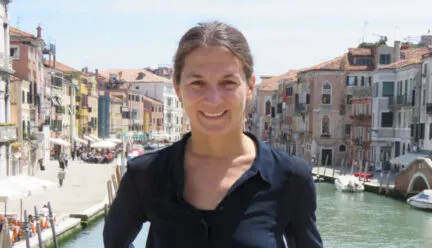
8,0 -> 432,79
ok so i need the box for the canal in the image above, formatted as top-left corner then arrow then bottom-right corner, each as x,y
63,183 -> 432,248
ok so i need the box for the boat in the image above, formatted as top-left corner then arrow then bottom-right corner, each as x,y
334,175 -> 364,192
407,190 -> 432,210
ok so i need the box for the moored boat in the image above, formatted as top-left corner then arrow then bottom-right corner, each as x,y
407,190 -> 432,210
334,175 -> 364,192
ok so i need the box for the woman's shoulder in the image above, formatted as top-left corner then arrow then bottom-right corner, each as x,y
268,146 -> 313,182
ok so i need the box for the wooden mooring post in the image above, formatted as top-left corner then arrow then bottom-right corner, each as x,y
23,209 -> 31,248
323,155 -> 329,178
107,181 -> 113,206
34,206 -> 44,248
47,201 -> 58,248
378,171 -> 384,195
385,171 -> 391,195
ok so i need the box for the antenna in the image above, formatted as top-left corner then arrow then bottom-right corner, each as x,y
16,16 -> 21,28
394,25 -> 399,41
362,21 -> 369,43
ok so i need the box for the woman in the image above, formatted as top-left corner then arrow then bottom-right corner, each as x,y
103,21 -> 323,248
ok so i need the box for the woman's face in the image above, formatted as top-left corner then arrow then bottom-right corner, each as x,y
175,45 -> 255,136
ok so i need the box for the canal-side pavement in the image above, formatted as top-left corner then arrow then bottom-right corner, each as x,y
3,158 -> 117,248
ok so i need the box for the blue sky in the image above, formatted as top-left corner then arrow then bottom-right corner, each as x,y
8,0 -> 432,78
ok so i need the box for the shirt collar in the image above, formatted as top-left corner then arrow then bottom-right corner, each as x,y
169,132 -> 273,200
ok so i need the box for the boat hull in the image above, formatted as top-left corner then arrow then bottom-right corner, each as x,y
334,176 -> 364,193
407,199 -> 432,210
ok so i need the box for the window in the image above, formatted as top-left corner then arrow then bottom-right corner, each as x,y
344,124 -> 351,136
52,76 -> 63,87
382,82 -> 394,97
379,54 -> 391,65
346,95 -> 353,105
322,115 -> 330,135
265,100 -> 271,116
321,82 -> 332,104
10,47 -> 19,59
430,123 -> 432,139
22,91 -> 25,103
346,76 -> 357,86
276,103 -> 282,113
423,89 -> 426,106
381,112 -> 393,127
286,87 -> 293,96
339,145 -> 346,152
373,83 -> 379,97
167,98 -> 172,107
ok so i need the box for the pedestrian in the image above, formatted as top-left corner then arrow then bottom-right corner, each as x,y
58,154 -> 65,170
57,168 -> 65,187
71,149 -> 76,161
103,21 -> 322,248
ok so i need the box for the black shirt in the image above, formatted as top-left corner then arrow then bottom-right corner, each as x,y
103,132 -> 323,248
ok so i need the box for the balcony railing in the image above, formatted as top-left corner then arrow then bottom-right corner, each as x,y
388,95 -> 413,108
350,113 -> 372,121
0,125 -> 18,143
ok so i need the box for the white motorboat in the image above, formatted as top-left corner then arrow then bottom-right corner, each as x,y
407,190 -> 432,210
334,175 -> 364,192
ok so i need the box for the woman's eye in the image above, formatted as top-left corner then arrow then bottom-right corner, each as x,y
223,80 -> 238,87
191,80 -> 203,86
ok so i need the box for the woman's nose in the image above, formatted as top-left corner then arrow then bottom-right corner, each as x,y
204,86 -> 223,104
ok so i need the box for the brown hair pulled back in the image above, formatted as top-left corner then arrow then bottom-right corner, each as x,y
173,21 -> 254,84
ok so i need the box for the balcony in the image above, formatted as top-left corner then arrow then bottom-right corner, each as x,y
295,103 -> 307,113
0,125 -> 17,143
352,87 -> 372,98
350,113 -> 372,121
388,95 -> 413,108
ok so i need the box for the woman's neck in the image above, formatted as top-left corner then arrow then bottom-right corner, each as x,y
187,129 -> 256,159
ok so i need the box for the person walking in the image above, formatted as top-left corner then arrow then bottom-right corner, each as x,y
57,169 -> 66,187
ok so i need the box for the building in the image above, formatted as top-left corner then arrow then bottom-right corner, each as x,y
0,1 -> 18,178
100,69 -> 183,141
9,26 -> 45,133
372,46 -> 429,168
43,60 -> 80,156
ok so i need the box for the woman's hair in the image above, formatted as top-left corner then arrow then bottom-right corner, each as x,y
173,21 -> 254,84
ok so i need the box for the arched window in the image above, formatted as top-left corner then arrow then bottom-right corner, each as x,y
322,115 -> 330,135
322,82 -> 332,104
265,100 -> 271,116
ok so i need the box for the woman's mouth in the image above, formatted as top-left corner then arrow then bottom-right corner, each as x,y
200,111 -> 227,118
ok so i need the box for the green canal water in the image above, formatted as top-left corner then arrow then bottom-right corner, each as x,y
63,183 -> 432,248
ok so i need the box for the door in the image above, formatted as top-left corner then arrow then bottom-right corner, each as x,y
321,149 -> 333,166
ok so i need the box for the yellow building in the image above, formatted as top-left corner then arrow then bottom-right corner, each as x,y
85,74 -> 99,137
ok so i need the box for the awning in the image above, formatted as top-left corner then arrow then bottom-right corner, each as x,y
56,97 -> 63,106
89,135 -> 101,141
106,138 -> 122,144
49,138 -> 70,147
83,135 -> 96,142
74,137 -> 87,144
390,151 -> 432,166
90,140 -> 117,149
51,98 -> 60,106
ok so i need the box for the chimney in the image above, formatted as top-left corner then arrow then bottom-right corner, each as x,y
394,40 -> 401,63
36,25 -> 42,39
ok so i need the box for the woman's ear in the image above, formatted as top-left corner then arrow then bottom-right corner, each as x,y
247,75 -> 256,101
